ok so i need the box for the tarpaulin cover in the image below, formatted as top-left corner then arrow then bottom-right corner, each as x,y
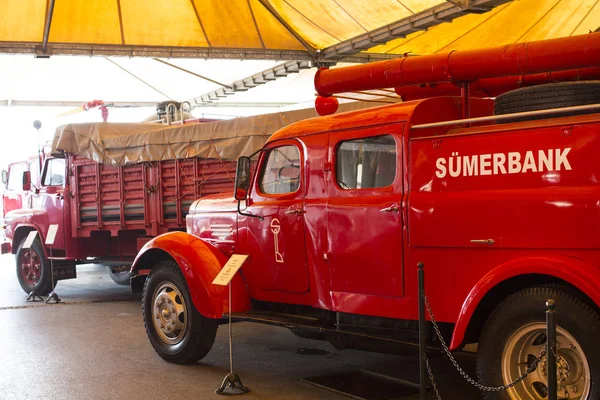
51,102 -> 375,165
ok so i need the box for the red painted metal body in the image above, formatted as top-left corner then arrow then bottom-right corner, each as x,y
141,94 -> 600,351
132,231 -> 250,318
315,33 -> 600,96
1,146 -> 238,275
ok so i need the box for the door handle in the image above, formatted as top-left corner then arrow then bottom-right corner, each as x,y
285,208 -> 305,215
470,239 -> 495,245
56,193 -> 64,200
380,204 -> 399,213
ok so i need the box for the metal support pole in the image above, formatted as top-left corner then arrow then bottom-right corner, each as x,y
461,81 -> 470,120
215,281 -> 249,395
229,281 -> 233,374
546,299 -> 557,400
45,246 -> 61,304
418,262 -> 426,400
41,0 -> 56,54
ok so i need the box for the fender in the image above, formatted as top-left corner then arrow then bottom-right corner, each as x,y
4,208 -> 49,249
450,256 -> 600,350
131,231 -> 251,319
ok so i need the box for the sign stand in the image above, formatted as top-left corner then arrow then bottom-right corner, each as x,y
24,231 -> 43,302
213,254 -> 250,396
44,225 -> 61,304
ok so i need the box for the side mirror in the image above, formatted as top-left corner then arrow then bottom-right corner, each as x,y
1,170 -> 7,185
22,171 -> 31,192
234,156 -> 251,201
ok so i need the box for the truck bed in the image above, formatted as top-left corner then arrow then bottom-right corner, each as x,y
70,155 -> 237,238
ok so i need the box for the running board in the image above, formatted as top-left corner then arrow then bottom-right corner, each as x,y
228,310 -> 438,352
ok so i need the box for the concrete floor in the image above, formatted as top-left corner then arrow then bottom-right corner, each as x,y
0,254 -> 481,400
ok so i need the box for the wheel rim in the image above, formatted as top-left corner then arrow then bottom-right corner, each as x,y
151,281 -> 187,345
502,322 -> 590,399
19,250 -> 42,286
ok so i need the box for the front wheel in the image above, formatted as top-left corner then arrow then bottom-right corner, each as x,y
142,260 -> 217,364
477,287 -> 599,400
15,237 -> 55,295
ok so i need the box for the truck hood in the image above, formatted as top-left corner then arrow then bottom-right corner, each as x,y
189,192 -> 238,214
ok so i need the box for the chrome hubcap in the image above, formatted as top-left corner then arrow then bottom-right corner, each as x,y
19,250 -> 42,286
502,323 -> 590,399
151,282 -> 187,345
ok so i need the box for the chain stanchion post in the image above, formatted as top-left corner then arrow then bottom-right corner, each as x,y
418,262 -> 427,400
546,299 -> 557,400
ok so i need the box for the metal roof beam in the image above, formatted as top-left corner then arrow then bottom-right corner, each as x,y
0,100 -> 296,108
194,101 -> 296,108
0,44 -> 405,63
256,0 -> 317,56
38,0 -> 56,57
0,42 -> 314,61
320,0 -> 512,60
190,60 -> 314,106
0,100 -> 159,107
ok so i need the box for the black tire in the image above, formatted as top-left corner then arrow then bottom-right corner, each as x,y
477,286 -> 600,400
106,266 -> 131,286
494,81 -> 600,115
142,260 -> 217,364
15,237 -> 55,295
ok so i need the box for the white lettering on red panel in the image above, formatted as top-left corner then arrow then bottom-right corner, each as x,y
435,148 -> 571,178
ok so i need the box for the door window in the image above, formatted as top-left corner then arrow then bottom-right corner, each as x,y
336,135 -> 396,190
7,164 -> 26,191
259,145 -> 301,195
42,159 -> 65,186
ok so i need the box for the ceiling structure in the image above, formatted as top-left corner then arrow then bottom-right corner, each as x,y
0,0 -> 509,62
0,0 -> 598,110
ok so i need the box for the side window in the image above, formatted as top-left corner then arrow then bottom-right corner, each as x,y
7,164 -> 26,191
336,135 -> 396,190
43,159 -> 66,186
28,161 -> 40,187
259,145 -> 301,195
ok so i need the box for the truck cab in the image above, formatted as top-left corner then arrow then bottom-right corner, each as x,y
131,34 -> 600,400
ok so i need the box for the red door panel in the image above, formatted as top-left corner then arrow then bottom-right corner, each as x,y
242,141 -> 310,294
327,126 -> 405,298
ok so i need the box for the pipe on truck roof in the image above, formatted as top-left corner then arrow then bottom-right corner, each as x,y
395,67 -> 600,101
314,33 -> 600,96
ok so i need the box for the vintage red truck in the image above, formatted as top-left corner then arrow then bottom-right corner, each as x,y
0,106 -> 338,297
130,33 -> 600,400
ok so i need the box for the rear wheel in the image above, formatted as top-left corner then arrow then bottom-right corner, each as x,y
142,260 -> 217,364
477,287 -> 599,399
15,237 -> 55,295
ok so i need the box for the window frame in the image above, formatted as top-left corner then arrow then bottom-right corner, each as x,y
255,142 -> 303,198
333,133 -> 398,192
7,162 -> 27,191
41,158 -> 66,187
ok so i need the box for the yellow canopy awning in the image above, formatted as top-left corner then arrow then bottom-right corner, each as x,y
0,0 -> 598,61
370,0 -> 600,55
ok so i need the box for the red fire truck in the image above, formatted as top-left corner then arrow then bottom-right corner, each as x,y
1,106 -> 343,297
131,33 -> 600,400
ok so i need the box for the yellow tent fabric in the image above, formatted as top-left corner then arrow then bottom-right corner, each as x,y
0,0 -> 445,51
369,0 -> 600,54
0,0 -> 597,56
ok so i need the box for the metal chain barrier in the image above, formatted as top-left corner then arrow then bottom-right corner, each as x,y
421,291 -> 548,399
